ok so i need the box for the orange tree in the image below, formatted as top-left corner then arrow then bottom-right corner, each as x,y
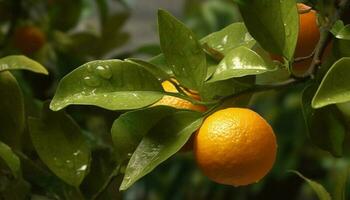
1,0 -> 350,199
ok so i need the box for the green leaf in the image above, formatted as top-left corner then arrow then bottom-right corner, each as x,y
207,46 -> 275,82
125,58 -> 170,81
200,22 -> 255,56
237,0 -> 299,60
111,106 -> 178,162
158,9 -> 207,90
302,85 -> 346,157
50,60 -> 163,111
119,110 -> 203,190
28,103 -> 91,187
201,76 -> 254,101
290,170 -> 331,200
0,55 -> 48,75
312,58 -> 350,108
149,54 -> 173,76
49,0 -> 83,31
0,71 -> 25,149
331,20 -> 350,40
0,141 -> 21,178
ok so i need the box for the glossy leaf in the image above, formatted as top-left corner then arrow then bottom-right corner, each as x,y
111,106 -> 178,162
28,103 -> 91,187
207,46 -> 275,82
0,55 -> 48,74
50,60 -> 163,111
119,111 -> 203,190
237,0 -> 298,60
158,9 -> 207,90
149,54 -> 173,76
302,85 -> 346,157
125,58 -> 170,81
291,170 -> 331,200
331,20 -> 350,40
312,58 -> 350,108
0,71 -> 25,149
200,22 -> 255,56
0,141 -> 21,178
201,76 -> 254,101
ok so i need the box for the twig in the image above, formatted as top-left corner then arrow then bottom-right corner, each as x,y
91,164 -> 121,200
294,50 -> 315,62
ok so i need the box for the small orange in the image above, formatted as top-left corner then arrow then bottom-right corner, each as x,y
194,108 -> 277,186
14,26 -> 46,54
153,80 -> 206,112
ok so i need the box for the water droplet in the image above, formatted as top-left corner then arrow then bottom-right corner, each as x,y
83,76 -> 100,87
73,150 -> 81,156
86,65 -> 94,72
95,65 -> 112,79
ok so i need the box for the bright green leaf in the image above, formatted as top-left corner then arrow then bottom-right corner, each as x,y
207,46 -> 275,82
111,106 -> 178,162
28,103 -> 91,187
0,141 -> 21,178
302,85 -> 346,157
290,170 -> 331,200
158,9 -> 207,90
312,58 -> 350,108
50,60 -> 163,111
331,20 -> 350,40
119,111 -> 203,190
0,71 -> 25,149
237,0 -> 299,60
0,55 -> 48,75
200,22 -> 255,56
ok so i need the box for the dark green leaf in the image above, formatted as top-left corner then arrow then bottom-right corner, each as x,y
119,110 -> 203,190
28,103 -> 91,187
312,58 -> 350,108
111,106 -> 178,162
201,76 -> 254,101
49,0 -> 83,31
237,0 -> 298,60
207,46 -> 275,82
302,85 -> 346,157
158,9 -> 207,90
149,54 -> 173,76
0,55 -> 48,75
125,58 -> 170,81
0,141 -> 21,178
200,22 -> 255,56
50,60 -> 163,111
0,71 -> 25,149
290,170 -> 331,200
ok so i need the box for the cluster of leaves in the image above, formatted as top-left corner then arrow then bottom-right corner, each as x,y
1,0 -> 350,199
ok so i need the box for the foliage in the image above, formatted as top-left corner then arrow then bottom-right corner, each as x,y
0,0 -> 350,199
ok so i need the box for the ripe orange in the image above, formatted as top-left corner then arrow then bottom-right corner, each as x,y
14,26 -> 46,54
293,3 -> 320,72
153,80 -> 206,112
194,108 -> 277,186
270,3 -> 319,73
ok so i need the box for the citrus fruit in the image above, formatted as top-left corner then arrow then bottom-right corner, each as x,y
270,3 -> 319,73
153,80 -> 206,112
194,108 -> 277,186
14,25 -> 46,54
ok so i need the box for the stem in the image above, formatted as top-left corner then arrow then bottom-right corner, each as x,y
91,165 -> 121,200
294,50 -> 315,62
163,92 -> 217,106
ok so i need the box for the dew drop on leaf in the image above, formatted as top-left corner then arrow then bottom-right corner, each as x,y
83,75 -> 100,87
95,65 -> 112,79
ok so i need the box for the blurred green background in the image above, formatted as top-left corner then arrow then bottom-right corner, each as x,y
0,0 -> 349,199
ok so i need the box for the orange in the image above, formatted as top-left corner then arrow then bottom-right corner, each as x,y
194,108 -> 277,186
14,26 -> 46,54
270,3 -> 319,73
293,3 -> 320,72
153,80 -> 207,112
